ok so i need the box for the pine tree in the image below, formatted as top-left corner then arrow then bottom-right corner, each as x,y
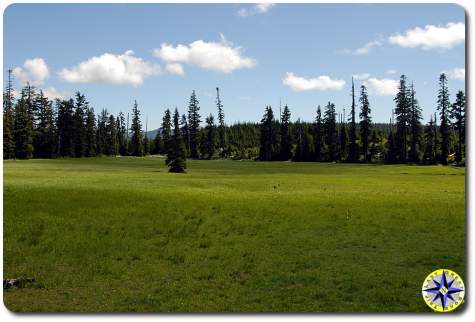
409,83 -> 422,163
203,114 -> 217,159
279,105 -> 292,160
324,102 -> 337,162
423,116 -> 437,164
96,109 -> 109,155
130,100 -> 144,156
85,107 -> 97,157
347,78 -> 359,162
338,120 -> 348,161
259,106 -> 278,161
314,105 -> 324,161
33,90 -> 56,158
106,114 -> 118,156
143,116 -> 150,155
166,108 -> 187,173
216,87 -> 226,157
161,108 -> 172,154
437,73 -> 451,164
434,112 -> 439,162
116,112 -> 127,156
180,114 -> 190,157
73,92 -> 87,157
13,87 -> 34,159
187,90 -> 201,158
369,130 -> 380,161
359,85 -> 371,162
294,120 -> 305,162
56,99 -> 75,157
3,69 -> 15,159
450,90 -> 465,163
394,75 -> 410,163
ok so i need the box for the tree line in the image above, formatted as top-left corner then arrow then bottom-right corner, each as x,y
3,70 -> 465,172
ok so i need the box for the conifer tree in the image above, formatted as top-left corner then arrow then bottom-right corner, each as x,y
294,120 -> 305,162
369,130 -> 380,161
143,116 -> 150,155
347,78 -> 359,162
13,88 -> 34,159
338,119 -> 348,161
437,73 -> 450,164
180,114 -> 190,157
423,116 -> 437,164
166,109 -> 187,173
130,100 -> 144,156
394,75 -> 410,163
279,105 -> 292,160
216,87 -> 226,157
450,90 -> 465,163
324,102 -> 337,161
259,106 -> 278,161
106,114 -> 118,155
3,69 -> 15,159
359,85 -> 371,162
116,112 -> 127,156
85,107 -> 97,157
96,109 -> 109,155
161,108 -> 172,154
409,83 -> 422,163
187,90 -> 201,158
203,114 -> 217,159
33,90 -> 56,158
314,105 -> 324,161
73,92 -> 87,157
56,99 -> 75,157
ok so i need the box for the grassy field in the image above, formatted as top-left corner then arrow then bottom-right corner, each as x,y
3,157 -> 465,312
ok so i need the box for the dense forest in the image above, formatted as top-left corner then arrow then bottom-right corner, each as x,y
3,70 -> 465,172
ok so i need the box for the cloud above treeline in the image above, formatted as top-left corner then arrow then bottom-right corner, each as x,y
58,50 -> 160,86
443,67 -> 465,80
362,78 -> 399,96
153,34 -> 256,75
237,3 -> 275,17
283,72 -> 346,92
12,58 -> 49,86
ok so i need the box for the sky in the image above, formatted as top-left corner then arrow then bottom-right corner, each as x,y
3,3 -> 465,129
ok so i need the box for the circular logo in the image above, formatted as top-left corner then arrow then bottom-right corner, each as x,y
422,269 -> 465,312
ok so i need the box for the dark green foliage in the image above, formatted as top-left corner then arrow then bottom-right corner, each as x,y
202,114 -> 217,159
338,122 -> 348,161
409,84 -> 422,163
3,70 -> 15,159
259,106 -> 279,161
96,109 -> 109,155
347,78 -> 359,162
450,90 -> 465,163
13,87 -> 34,159
279,105 -> 292,160
166,109 -> 187,173
393,75 -> 410,163
187,90 -> 201,158
116,112 -> 127,156
161,109 -> 172,154
324,102 -> 337,162
423,116 -> 437,164
72,92 -> 87,157
130,100 -> 144,157
313,106 -> 324,161
33,91 -> 56,158
85,107 -> 97,157
106,115 -> 118,156
359,85 -> 371,162
180,114 -> 190,157
369,130 -> 380,161
216,87 -> 226,157
437,73 -> 450,165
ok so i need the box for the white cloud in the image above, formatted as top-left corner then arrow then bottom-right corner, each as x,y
12,58 -> 49,86
153,34 -> 256,74
42,87 -> 71,100
283,72 -> 345,92
389,22 -> 465,50
165,63 -> 185,76
58,50 -> 160,86
386,69 -> 398,75
238,3 -> 275,17
362,78 -> 399,96
353,73 -> 370,80
338,40 -> 382,55
443,67 -> 465,80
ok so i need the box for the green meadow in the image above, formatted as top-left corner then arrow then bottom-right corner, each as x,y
3,158 -> 465,312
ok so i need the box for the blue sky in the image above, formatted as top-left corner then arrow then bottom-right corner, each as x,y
4,3 -> 465,129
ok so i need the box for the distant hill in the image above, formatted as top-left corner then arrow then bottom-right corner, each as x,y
145,128 -> 160,140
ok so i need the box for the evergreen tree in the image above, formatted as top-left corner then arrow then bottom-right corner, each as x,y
216,87 -> 226,157
338,120 -> 348,161
73,92 -> 87,157
203,114 -> 217,159
450,90 -> 465,163
161,108 -> 172,154
347,78 -> 359,162
3,69 -> 15,159
314,105 -> 324,161
130,100 -> 144,156
394,75 -> 410,163
57,99 -> 75,157
279,105 -> 292,160
143,117 -> 150,155
423,116 -> 437,164
187,90 -> 201,158
409,83 -> 422,163
433,112 -> 440,162
385,129 -> 398,163
359,85 -> 371,162
85,107 -> 97,157
13,88 -> 34,159
259,106 -> 278,161
106,114 -> 118,155
180,114 -> 190,157
369,130 -> 380,161
294,120 -> 305,162
437,73 -> 451,164
96,109 -> 109,155
166,108 -> 187,173
324,102 -> 337,161
33,90 -> 56,158
116,112 -> 127,156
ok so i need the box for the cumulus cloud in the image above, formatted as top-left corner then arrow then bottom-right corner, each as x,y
165,63 -> 185,76
12,58 -> 49,86
389,22 -> 465,50
338,40 -> 382,55
386,69 -> 398,75
153,34 -> 256,74
238,3 -> 275,17
58,50 -> 160,86
443,67 -> 465,80
283,72 -> 346,92
362,78 -> 399,96
353,73 -> 370,80
42,87 -> 71,100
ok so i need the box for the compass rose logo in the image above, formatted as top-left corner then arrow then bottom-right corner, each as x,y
422,269 -> 465,312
